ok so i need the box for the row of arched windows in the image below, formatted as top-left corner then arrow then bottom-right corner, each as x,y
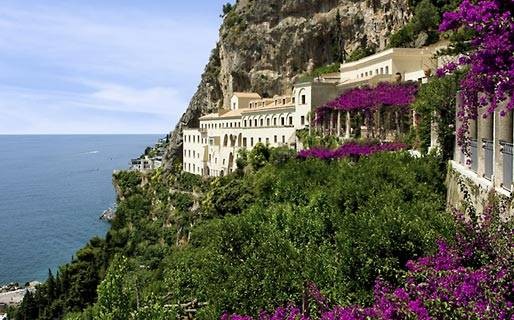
242,114 -> 294,128
201,121 -> 241,129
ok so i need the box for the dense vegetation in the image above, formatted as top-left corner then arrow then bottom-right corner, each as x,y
11,149 -> 455,319
10,1 -> 514,319
388,0 -> 460,48
226,202 -> 514,319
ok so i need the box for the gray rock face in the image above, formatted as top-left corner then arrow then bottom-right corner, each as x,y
164,0 -> 412,168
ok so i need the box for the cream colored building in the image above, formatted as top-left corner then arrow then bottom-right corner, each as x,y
182,88 -> 331,176
183,45 -> 445,177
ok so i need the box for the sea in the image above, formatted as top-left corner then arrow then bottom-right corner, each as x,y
0,135 -> 161,285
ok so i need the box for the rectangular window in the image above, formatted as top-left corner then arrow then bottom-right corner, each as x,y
289,117 -> 293,125
267,119 -> 270,126
251,138 -> 254,146
301,95 -> 306,105
292,97 -> 295,104
244,120 -> 247,127
260,119 -> 263,126
254,119 -> 258,127
274,135 -> 277,143
266,138 -> 269,144
274,118 -> 277,126
385,66 -> 389,74
243,138 -> 247,147
258,138 -> 262,143
282,136 -> 285,143
281,118 -> 285,126
301,116 -> 305,125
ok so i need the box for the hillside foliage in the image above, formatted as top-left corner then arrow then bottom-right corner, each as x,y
12,150 -> 455,319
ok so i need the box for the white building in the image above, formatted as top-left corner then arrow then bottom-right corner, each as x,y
339,46 -> 440,87
183,45 -> 444,177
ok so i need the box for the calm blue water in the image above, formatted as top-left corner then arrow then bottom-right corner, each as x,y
0,135 -> 161,285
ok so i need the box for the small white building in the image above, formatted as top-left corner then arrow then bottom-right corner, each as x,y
339,47 -> 438,86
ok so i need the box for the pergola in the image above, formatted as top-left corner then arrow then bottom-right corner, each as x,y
313,82 -> 418,141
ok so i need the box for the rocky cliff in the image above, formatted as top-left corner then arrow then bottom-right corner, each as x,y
164,0 -> 412,167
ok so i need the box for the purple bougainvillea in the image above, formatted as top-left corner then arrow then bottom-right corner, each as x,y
297,142 -> 407,160
314,82 -> 418,123
221,205 -> 513,320
437,0 -> 514,151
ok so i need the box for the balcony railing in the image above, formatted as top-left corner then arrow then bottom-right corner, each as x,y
482,139 -> 493,180
500,141 -> 513,191
470,139 -> 478,173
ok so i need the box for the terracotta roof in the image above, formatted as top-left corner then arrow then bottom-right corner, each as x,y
233,92 -> 261,99
200,108 -> 248,120
219,109 -> 245,118
242,103 -> 295,114
199,112 -> 219,120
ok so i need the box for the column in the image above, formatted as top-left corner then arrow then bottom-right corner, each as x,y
330,111 -> 334,136
494,107 -> 513,189
309,114 -> 312,135
345,111 -> 351,139
429,111 -> 440,152
376,110 -> 381,139
454,93 -> 463,163
337,110 -> 342,137
477,113 -> 493,178
468,110 -> 478,172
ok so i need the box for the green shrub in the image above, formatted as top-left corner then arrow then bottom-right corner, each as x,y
164,153 -> 453,317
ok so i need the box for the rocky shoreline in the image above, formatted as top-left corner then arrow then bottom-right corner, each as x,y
0,281 -> 40,313
99,206 -> 116,221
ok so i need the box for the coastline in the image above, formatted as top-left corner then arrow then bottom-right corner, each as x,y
0,282 -> 39,314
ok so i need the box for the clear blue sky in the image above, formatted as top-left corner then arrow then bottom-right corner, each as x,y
0,0 -> 230,134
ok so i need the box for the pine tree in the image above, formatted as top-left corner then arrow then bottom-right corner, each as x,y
46,269 -> 55,301
332,10 -> 347,63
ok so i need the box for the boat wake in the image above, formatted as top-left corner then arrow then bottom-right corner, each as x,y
81,150 -> 100,155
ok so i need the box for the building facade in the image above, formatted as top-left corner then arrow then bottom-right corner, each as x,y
183,45 -> 443,177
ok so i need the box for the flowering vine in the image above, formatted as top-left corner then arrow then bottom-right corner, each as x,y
221,204 -> 514,320
314,82 -> 418,124
297,142 -> 407,160
437,0 -> 514,150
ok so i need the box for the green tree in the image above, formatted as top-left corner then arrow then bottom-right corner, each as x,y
332,10 -> 346,63
412,73 -> 461,162
94,256 -> 132,320
221,3 -> 233,17
411,0 -> 440,34
248,143 -> 270,170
